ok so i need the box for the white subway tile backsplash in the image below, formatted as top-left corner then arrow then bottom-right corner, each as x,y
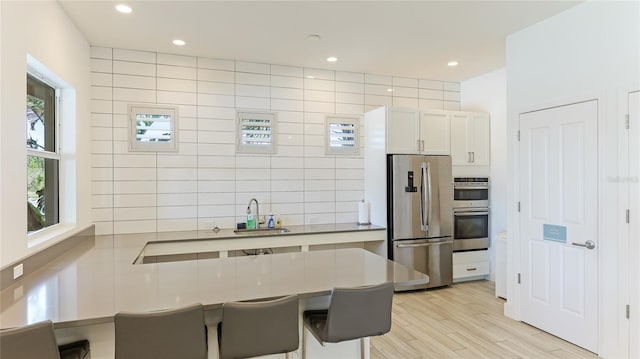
158,206 -> 197,219
198,81 -> 235,95
114,168 -> 156,181
198,57 -> 234,71
198,69 -> 235,83
198,93 -> 235,107
114,49 -> 156,63
158,193 -> 198,206
91,73 -> 112,87
271,180 -> 303,192
91,46 -> 112,60
271,99 -> 303,112
236,61 -> 270,75
91,59 -> 112,73
113,88 -> 156,103
157,181 -> 198,193
91,47 -> 459,234
158,78 -> 197,92
158,53 -> 197,68
236,96 -> 270,110
270,65 -> 302,77
114,181 -> 157,194
157,91 -> 197,105
235,72 -> 269,86
114,194 -> 157,208
113,61 -> 156,77
271,75 -> 303,89
157,64 -> 197,80
335,71 -> 364,83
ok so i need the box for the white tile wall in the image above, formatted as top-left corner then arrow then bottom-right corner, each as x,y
90,46 -> 460,234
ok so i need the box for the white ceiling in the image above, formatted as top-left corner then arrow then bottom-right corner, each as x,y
59,1 -> 580,82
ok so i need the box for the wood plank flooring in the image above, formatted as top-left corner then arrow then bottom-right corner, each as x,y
371,280 -> 597,359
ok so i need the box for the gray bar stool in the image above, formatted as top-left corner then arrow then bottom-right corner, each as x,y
114,303 -> 207,359
219,295 -> 299,359
0,320 -> 90,359
302,282 -> 394,359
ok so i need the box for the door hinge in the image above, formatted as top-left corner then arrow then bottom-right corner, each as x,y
517,273 -> 521,284
517,130 -> 521,141
517,202 -> 521,212
625,114 -> 630,129
626,209 -> 630,224
626,304 -> 630,319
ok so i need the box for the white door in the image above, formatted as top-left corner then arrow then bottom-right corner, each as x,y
519,100 -> 598,352
629,91 -> 639,358
420,109 -> 450,155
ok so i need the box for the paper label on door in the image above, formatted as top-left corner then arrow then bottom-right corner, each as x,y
543,224 -> 567,243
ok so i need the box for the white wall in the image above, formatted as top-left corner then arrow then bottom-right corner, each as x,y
0,2 -> 91,267
505,1 -> 639,357
461,68 -> 507,281
89,47 -> 461,235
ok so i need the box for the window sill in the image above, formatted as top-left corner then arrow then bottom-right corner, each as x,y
27,223 -> 78,249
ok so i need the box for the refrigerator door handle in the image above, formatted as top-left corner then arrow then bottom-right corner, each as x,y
420,162 -> 429,232
419,164 -> 425,231
425,162 -> 432,229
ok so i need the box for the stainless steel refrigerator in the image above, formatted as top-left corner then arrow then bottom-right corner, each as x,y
387,154 -> 453,290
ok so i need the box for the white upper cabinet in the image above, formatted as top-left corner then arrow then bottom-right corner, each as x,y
385,107 -> 420,154
384,107 -> 451,155
420,109 -> 451,155
450,111 -> 490,166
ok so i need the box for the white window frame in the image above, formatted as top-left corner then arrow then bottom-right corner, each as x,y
236,110 -> 277,154
128,104 -> 179,152
325,115 -> 359,155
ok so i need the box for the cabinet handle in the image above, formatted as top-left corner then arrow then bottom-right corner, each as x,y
471,152 -> 475,162
468,152 -> 472,162
466,267 -> 477,271
417,140 -> 421,152
421,140 -> 425,152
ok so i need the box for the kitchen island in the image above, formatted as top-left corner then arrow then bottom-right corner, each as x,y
0,228 -> 427,358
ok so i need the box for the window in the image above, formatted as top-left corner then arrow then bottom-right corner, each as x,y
129,105 -> 179,152
236,111 -> 276,154
326,116 -> 359,154
27,74 -> 59,233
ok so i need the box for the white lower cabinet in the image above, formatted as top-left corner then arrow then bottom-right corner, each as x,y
452,249 -> 490,281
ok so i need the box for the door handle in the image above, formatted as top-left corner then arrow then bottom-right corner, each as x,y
571,240 -> 596,250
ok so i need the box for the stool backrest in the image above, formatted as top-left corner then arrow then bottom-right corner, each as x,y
219,295 -> 299,359
325,282 -> 394,342
114,303 -> 206,359
0,320 -> 61,359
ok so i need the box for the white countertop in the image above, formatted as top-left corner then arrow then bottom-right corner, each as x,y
0,226 -> 425,330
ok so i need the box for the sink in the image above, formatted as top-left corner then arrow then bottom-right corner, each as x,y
233,228 -> 290,235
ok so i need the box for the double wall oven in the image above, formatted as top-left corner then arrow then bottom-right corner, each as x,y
453,177 -> 490,251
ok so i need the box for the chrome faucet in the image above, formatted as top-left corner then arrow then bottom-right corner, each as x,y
247,198 -> 260,229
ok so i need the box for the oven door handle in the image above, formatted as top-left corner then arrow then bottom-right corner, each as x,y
454,211 -> 489,216
453,186 -> 489,190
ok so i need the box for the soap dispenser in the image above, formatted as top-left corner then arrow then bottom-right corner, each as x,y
246,207 -> 256,229
267,213 -> 275,228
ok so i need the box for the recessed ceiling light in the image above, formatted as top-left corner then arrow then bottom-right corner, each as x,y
306,34 -> 322,41
386,88 -> 394,92
306,76 -> 316,79
173,39 -> 186,46
326,57 -> 338,63
115,4 -> 132,13
447,61 -> 459,67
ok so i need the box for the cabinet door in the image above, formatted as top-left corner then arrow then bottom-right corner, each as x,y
450,112 -> 471,165
468,113 -> 490,165
386,107 -> 420,154
420,110 -> 450,155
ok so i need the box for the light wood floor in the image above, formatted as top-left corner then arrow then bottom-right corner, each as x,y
371,280 -> 597,359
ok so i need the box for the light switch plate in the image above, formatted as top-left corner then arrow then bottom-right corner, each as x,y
13,263 -> 23,279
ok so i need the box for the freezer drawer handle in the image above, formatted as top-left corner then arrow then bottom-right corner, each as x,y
466,267 -> 477,271
396,241 -> 449,248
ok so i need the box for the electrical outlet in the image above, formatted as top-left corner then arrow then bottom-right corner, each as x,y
13,263 -> 23,279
